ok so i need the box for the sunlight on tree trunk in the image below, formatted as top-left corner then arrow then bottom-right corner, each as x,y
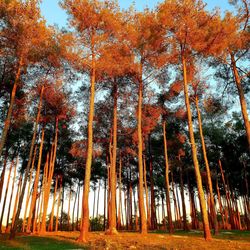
182,55 -> 211,240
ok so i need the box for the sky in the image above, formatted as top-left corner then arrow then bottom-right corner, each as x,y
40,0 -> 233,28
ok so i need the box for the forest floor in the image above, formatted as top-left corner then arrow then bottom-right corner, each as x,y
0,230 -> 250,250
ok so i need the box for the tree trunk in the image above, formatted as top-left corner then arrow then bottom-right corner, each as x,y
40,119 -> 58,233
10,85 -> 44,239
133,186 -> 139,231
11,174 -> 22,229
107,161 -> 111,229
149,135 -> 156,230
0,159 -> 14,232
230,53 -> 250,150
72,185 -> 78,231
38,153 -> 49,233
55,178 -> 62,232
26,128 -> 45,232
182,55 -> 211,240
60,185 -> 65,231
96,180 -> 101,219
218,159 -> 234,229
143,156 -> 151,228
179,164 -> 189,231
36,185 -> 43,232
0,152 -> 8,203
129,171 -> 133,230
0,59 -> 23,158
48,176 -> 58,231
171,171 -> 181,228
107,80 -> 118,234
175,183 -> 182,229
23,145 -> 37,232
163,121 -> 174,233
5,158 -> 17,233
76,182 -> 81,231
78,38 -> 96,241
104,176 -> 107,231
188,179 -> 197,230
92,184 -> 96,221
195,95 -> 218,234
117,156 -> 122,229
137,65 -> 147,234
216,178 -> 225,229
67,188 -> 72,231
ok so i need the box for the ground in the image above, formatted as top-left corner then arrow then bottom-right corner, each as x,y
0,230 -> 249,250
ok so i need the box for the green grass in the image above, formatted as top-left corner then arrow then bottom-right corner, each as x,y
0,235 -> 87,250
152,229 -> 250,242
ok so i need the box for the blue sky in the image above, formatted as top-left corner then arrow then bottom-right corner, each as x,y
41,0 -> 233,28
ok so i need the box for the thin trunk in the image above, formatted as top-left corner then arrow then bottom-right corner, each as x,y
67,188 -> 71,231
37,185 -> 44,232
11,174 -> 22,229
129,172 -> 133,230
72,186 -> 78,231
188,180 -> 196,230
76,182 -> 81,231
107,80 -> 118,234
137,65 -> 147,234
48,176 -> 58,231
179,165 -> 188,231
243,162 -> 249,214
230,53 -> 250,150
23,145 -> 37,232
93,185 -> 96,220
143,156 -> 151,228
0,159 -> 14,233
149,136 -> 156,230
175,184 -> 182,229
107,162 -> 111,229
10,85 -> 44,239
55,179 -> 62,232
117,156 -> 122,229
78,34 -> 96,242
0,152 -> 8,203
163,121 -> 174,233
38,153 -> 49,233
195,95 -> 218,234
126,171 -> 129,230
33,189 -> 40,232
171,171 -> 181,228
96,180 -> 101,218
218,159 -> 234,229
26,128 -> 45,232
162,194 -> 166,230
60,186 -> 65,231
0,59 -> 23,157
133,187 -> 139,231
40,119 -> 58,233
216,178 -> 225,229
5,158 -> 17,233
182,55 -> 211,240
104,176 -> 107,231
121,190 -> 124,228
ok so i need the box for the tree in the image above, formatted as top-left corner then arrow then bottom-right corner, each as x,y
0,0 -> 53,158
215,1 -> 250,150
158,0 -> 224,240
62,0 -> 122,241
123,7 -> 166,234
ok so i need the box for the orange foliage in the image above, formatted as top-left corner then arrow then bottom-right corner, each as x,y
70,140 -> 102,159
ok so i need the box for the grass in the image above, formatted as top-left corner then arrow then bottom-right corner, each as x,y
153,229 -> 250,241
0,235 -> 87,250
